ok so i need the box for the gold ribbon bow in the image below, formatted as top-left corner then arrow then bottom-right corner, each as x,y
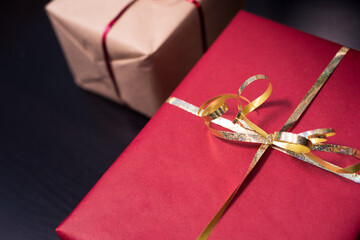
166,46 -> 360,239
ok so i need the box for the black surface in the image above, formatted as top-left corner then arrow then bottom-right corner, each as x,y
247,0 -> 360,51
0,1 -> 359,239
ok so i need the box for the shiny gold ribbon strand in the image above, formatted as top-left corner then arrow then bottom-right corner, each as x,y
166,46 -> 360,239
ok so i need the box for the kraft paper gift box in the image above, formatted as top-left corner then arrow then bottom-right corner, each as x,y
56,11 -> 360,240
45,0 -> 242,117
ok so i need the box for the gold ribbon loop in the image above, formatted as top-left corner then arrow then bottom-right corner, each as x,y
271,131 -> 312,153
237,74 -> 272,116
298,128 -> 335,144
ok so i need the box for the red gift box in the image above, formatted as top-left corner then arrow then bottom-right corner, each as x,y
56,11 -> 360,240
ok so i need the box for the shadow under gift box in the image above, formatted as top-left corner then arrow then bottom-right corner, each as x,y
45,0 -> 242,117
56,11 -> 360,240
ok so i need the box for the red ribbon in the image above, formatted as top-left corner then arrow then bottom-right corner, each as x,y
102,0 -> 137,100
186,0 -> 207,52
102,0 -> 207,100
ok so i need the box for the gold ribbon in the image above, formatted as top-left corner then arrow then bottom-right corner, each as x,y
166,46 -> 360,239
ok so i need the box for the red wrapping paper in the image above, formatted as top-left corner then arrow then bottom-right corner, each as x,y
56,11 -> 360,240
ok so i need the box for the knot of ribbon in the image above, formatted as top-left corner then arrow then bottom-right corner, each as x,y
198,74 -> 360,175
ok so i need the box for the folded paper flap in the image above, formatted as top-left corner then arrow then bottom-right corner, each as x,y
56,11 -> 360,240
47,14 -> 149,87
45,0 -> 146,61
107,0 -> 197,56
47,14 -> 153,75
46,0 -> 197,61
46,13 -> 99,64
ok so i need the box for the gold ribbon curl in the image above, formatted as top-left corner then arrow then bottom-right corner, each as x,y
166,46 -> 360,239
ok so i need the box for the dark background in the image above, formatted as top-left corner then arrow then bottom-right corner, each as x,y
1,0 -> 359,239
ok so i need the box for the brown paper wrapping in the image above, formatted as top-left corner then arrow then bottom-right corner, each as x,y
45,0 -> 242,117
